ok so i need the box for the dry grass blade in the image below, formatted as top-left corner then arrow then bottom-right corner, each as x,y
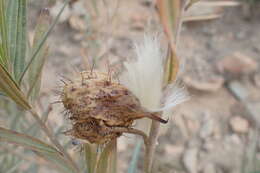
156,0 -> 185,83
183,1 -> 240,22
0,64 -> 31,110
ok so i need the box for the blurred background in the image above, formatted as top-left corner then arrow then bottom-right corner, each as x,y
17,0 -> 260,172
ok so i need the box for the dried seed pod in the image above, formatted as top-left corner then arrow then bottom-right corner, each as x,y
61,70 -> 167,144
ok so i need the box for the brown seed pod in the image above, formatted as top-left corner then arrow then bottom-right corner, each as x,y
61,70 -> 167,144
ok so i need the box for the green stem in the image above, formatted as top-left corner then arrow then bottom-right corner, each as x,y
85,140 -> 117,173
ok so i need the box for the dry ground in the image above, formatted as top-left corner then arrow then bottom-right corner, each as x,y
28,0 -> 260,173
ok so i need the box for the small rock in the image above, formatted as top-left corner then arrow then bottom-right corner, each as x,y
69,15 -> 87,31
130,14 -> 147,31
202,139 -> 215,151
217,52 -> 258,77
229,116 -> 249,133
183,75 -> 224,92
164,144 -> 184,157
202,163 -> 216,173
183,57 -> 224,92
183,148 -> 199,173
187,119 -> 200,134
254,72 -> 260,87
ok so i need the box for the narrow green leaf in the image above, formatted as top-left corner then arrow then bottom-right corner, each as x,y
99,140 -> 117,173
0,127 -> 57,153
19,0 -> 70,84
6,0 -> 27,80
0,0 -> 9,68
14,0 -> 27,80
37,151 -> 79,173
0,64 -> 31,110
6,0 -> 18,71
85,140 -> 117,173
0,127 -> 78,173
27,9 -> 50,101
85,143 -> 99,173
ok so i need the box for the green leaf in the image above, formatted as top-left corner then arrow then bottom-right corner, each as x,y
98,140 -> 117,173
37,151 -> 79,173
6,0 -> 27,81
19,0 -> 70,84
0,127 -> 57,153
0,127 -> 78,173
0,0 -> 9,68
27,9 -> 50,101
85,140 -> 117,173
0,64 -> 31,110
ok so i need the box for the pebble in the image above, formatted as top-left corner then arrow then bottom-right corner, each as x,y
229,116 -> 249,134
202,163 -> 216,173
183,148 -> 199,173
164,144 -> 184,157
217,52 -> 258,77
254,72 -> 260,87
183,75 -> 224,92
69,15 -> 87,31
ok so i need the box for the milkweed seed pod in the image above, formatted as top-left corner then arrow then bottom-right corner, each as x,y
61,70 -> 167,144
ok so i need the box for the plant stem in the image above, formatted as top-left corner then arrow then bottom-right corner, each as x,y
85,140 -> 117,173
144,121 -> 160,173
29,109 -> 80,172
144,1 -> 188,172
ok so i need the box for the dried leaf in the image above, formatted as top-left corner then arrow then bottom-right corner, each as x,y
156,0 -> 186,83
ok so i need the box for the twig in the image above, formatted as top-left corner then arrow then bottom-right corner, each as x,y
112,127 -> 149,146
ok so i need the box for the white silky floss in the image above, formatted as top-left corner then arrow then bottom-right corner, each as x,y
120,34 -> 189,134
